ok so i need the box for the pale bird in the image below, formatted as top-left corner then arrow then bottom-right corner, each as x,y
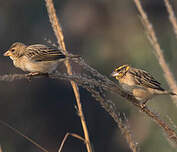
4,42 -> 80,76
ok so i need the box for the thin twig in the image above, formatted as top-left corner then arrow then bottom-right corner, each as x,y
58,133 -> 85,152
133,0 -> 177,106
164,0 -> 177,38
44,1 -> 92,152
0,120 -> 48,152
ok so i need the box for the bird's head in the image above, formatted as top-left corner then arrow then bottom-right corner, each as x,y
4,42 -> 27,60
111,64 -> 130,80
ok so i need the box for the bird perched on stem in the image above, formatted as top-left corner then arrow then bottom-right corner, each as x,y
111,64 -> 176,106
4,42 -> 80,77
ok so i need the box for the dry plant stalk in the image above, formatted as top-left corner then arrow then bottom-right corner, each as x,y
0,119 -> 86,152
164,0 -> 177,38
74,70 -> 139,152
0,71 -> 139,152
89,89 -> 139,152
119,114 -> 138,152
1,72 -> 177,145
0,120 -> 49,152
133,0 -> 177,106
0,145 -> 2,152
58,133 -> 85,152
44,0 -> 92,152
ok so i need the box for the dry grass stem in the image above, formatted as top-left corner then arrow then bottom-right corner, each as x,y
139,106 -> 177,144
80,81 -> 139,152
133,0 -> 177,106
0,120 -> 48,152
164,0 -> 177,38
166,116 -> 177,131
95,97 -> 138,152
120,113 -> 139,152
58,133 -> 85,152
44,0 -> 92,152
0,145 -> 2,152
0,72 -> 138,152
1,70 -> 177,145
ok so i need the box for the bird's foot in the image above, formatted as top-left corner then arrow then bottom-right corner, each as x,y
140,103 -> 146,109
26,72 -> 40,81
140,100 -> 148,109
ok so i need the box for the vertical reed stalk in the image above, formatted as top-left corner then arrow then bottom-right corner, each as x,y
45,0 -> 92,151
164,0 -> 177,38
133,0 -> 177,106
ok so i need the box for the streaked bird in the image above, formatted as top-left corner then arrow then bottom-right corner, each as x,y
4,42 -> 80,76
111,64 -> 176,106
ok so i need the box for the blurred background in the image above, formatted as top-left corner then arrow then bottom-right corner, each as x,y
0,0 -> 177,152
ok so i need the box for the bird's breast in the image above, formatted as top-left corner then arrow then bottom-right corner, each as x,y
13,57 -> 27,71
119,73 -> 136,88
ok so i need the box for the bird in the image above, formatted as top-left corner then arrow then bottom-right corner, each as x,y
110,64 -> 176,106
4,42 -> 80,77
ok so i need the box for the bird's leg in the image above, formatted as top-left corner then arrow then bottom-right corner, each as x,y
25,72 -> 40,81
27,72 -> 41,76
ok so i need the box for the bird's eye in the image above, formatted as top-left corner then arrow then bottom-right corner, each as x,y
118,71 -> 122,74
11,49 -> 15,52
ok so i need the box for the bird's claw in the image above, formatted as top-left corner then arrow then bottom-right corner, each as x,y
25,72 -> 41,81
140,103 -> 146,109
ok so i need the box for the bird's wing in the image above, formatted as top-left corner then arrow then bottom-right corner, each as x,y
129,68 -> 165,91
25,44 -> 66,61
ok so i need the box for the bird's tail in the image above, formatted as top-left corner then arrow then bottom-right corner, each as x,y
162,90 -> 177,96
157,90 -> 177,96
168,91 -> 177,96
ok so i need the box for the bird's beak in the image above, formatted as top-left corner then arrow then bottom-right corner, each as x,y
110,71 -> 118,77
3,50 -> 11,56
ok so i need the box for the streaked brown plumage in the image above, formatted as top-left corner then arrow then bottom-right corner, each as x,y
4,42 -> 79,75
111,65 -> 176,105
